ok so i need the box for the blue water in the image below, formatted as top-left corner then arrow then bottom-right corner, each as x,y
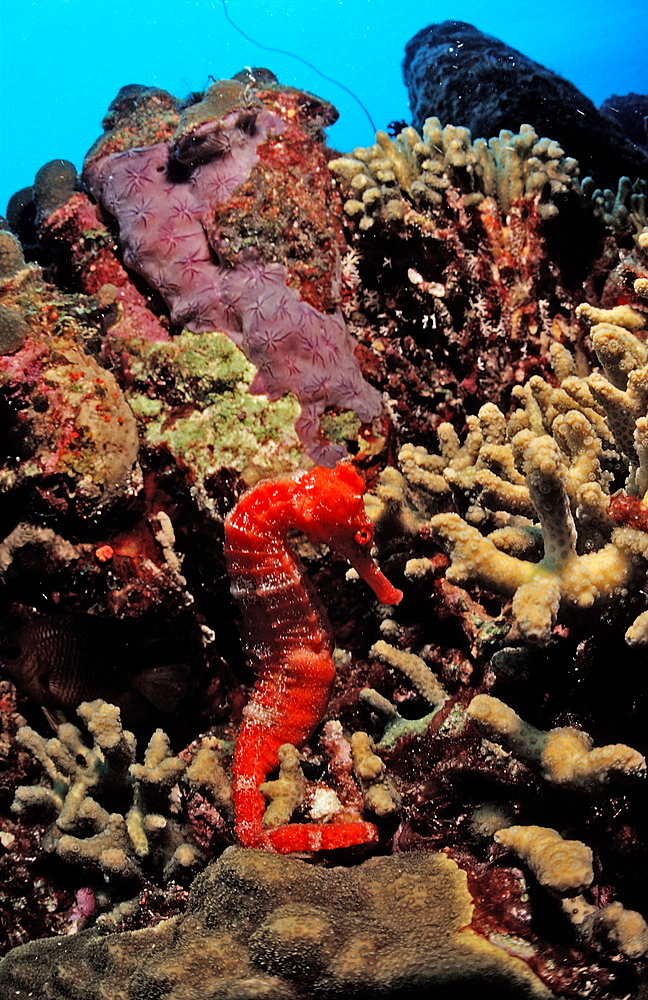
1,0 -> 647,213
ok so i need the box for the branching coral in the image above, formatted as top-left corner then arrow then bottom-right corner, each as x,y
495,825 -> 594,896
330,119 -> 579,229
467,694 -> 646,789
584,175 -> 648,235
12,699 -> 201,882
378,247 -> 648,642
564,895 -> 648,959
363,637 -> 449,747
430,432 -> 636,642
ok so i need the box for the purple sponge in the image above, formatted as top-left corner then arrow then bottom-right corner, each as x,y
84,96 -> 381,463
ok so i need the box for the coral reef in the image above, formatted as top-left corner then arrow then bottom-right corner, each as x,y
378,257 -> 648,647
2,27 -> 648,999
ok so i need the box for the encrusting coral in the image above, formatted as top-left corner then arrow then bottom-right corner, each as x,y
0,847 -> 553,999
0,262 -> 141,517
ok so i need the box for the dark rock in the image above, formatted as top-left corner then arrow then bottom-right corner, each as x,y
402,21 -> 648,188
33,159 -> 78,227
599,93 -> 648,154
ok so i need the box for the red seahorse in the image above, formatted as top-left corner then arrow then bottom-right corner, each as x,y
224,461 -> 402,852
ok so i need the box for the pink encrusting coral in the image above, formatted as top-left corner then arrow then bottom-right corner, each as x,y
82,82 -> 382,464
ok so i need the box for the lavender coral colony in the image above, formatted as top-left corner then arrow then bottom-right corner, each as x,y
1,19 -> 648,998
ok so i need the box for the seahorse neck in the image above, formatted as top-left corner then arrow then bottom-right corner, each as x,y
232,479 -> 304,545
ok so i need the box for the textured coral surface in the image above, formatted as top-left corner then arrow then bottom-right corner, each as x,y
0,847 -> 552,999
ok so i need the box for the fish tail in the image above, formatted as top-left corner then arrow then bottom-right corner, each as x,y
266,820 -> 379,853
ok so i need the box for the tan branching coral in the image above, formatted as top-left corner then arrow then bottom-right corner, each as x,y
495,825 -> 594,895
184,742 -> 233,817
467,694 -> 646,789
379,261 -> 648,642
431,431 -> 636,642
330,120 -> 579,230
259,743 -> 307,829
12,699 -> 200,880
350,731 -> 401,816
362,637 -> 449,748
584,175 -> 648,235
564,896 -> 648,959
370,639 -> 448,708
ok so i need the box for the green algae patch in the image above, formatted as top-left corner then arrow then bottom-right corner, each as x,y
319,409 -> 362,448
125,330 -> 306,486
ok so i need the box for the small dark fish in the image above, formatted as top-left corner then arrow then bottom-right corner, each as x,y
0,610 -> 188,715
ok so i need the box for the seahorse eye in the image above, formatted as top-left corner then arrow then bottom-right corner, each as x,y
354,528 -> 372,546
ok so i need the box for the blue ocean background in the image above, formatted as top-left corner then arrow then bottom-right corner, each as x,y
1,0 -> 647,213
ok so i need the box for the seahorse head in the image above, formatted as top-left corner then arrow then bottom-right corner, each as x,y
292,462 -> 403,606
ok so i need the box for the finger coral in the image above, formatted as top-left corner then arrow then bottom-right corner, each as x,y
467,694 -> 646,789
383,249 -> 648,643
330,118 -> 579,227
494,825 -> 594,896
12,699 -> 200,883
